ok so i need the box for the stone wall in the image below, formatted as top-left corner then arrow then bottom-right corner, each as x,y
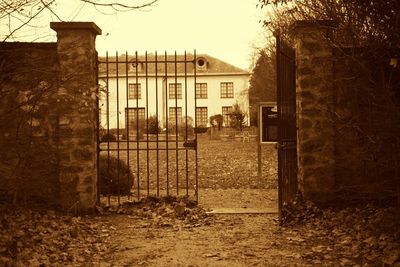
0,43 -> 60,205
292,20 -> 337,203
292,20 -> 400,204
333,48 -> 400,200
0,22 -> 101,212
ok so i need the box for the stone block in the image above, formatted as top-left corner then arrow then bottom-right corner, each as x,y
300,155 -> 316,165
299,76 -> 322,88
299,118 -> 313,128
72,147 -> 94,161
75,127 -> 93,136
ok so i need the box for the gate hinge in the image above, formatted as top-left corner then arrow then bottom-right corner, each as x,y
183,139 -> 197,150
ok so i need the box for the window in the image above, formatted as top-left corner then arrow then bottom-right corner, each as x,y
220,82 -> 234,98
128,83 -> 141,99
195,107 -> 208,127
169,107 -> 182,123
169,83 -> 182,99
196,83 -> 208,99
222,106 -> 233,126
125,108 -> 145,129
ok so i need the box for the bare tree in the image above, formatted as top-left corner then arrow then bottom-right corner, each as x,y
258,0 -> 400,201
248,48 -> 276,126
1,0 -> 158,41
259,0 -> 400,50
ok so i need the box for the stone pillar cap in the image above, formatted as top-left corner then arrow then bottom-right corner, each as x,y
50,22 -> 102,35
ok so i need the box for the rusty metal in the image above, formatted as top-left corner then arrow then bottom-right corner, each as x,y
276,35 -> 298,223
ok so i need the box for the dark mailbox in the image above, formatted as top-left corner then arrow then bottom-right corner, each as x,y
259,104 -> 278,143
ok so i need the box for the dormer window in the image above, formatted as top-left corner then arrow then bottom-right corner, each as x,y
129,61 -> 143,72
196,57 -> 208,70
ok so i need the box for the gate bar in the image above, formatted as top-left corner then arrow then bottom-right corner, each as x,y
125,53 -> 131,200
102,148 -> 190,151
184,51 -> 189,196
96,52 -> 100,204
116,52 -> 121,205
174,52 -> 179,195
155,51 -> 160,197
145,52 -> 150,196
106,52 -> 111,206
194,50 -> 198,202
276,35 -> 283,222
164,51 -> 169,195
101,60 -> 192,64
135,51 -> 140,200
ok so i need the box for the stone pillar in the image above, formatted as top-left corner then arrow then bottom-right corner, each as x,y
291,20 -> 337,204
50,22 -> 101,212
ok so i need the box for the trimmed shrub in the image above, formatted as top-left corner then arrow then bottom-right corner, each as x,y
99,155 -> 134,195
146,115 -> 161,134
100,133 -> 116,142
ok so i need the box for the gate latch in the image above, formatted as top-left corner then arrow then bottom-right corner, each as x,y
183,139 -> 197,150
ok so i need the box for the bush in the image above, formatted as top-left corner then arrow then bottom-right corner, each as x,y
168,122 -> 194,138
210,114 -> 223,130
229,103 -> 247,131
146,115 -> 161,134
99,155 -> 134,195
194,127 -> 208,134
167,116 -> 194,138
100,133 -> 116,142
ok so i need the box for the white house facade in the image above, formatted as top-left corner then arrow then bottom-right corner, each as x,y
98,53 -> 250,131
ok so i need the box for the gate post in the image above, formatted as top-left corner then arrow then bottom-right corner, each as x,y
291,20 -> 337,204
51,22 -> 101,212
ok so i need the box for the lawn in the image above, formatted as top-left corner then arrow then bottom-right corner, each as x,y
99,134 -> 277,200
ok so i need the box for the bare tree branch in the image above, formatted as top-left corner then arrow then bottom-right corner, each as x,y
1,0 -> 159,41
3,0 -> 56,42
40,0 -> 63,22
78,0 -> 158,11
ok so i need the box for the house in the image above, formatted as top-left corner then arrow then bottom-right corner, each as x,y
97,53 -> 250,131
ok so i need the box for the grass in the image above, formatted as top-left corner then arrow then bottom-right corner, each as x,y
99,134 -> 277,199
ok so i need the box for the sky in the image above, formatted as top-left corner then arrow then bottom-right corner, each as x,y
3,0 -> 269,70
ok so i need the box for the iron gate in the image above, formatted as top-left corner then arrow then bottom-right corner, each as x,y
276,35 -> 298,220
97,51 -> 199,205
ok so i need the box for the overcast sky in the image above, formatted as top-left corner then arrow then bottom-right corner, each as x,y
4,0 -> 268,70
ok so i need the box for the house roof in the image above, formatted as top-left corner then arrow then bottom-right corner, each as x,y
98,53 -> 249,77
